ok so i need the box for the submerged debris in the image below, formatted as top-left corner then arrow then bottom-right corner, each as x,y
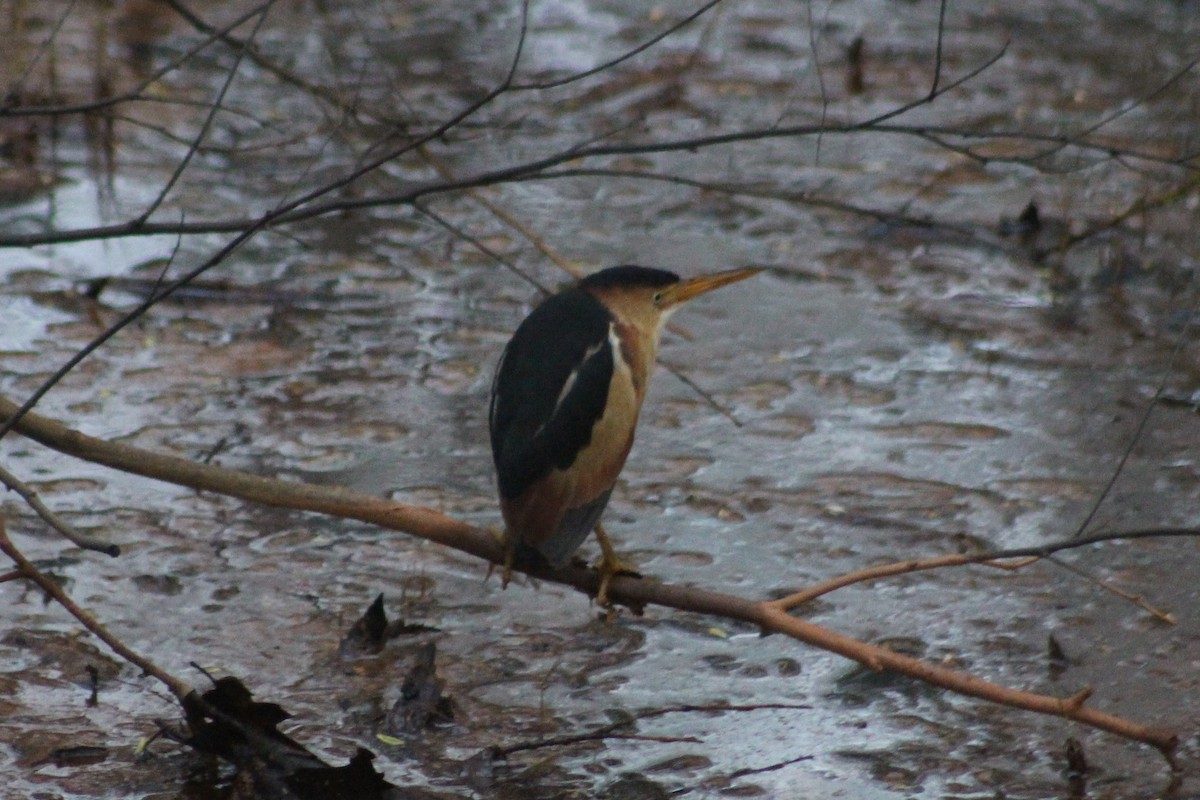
384,642 -> 454,739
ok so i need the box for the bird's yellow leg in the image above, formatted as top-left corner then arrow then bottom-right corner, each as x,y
593,523 -> 640,605
486,526 -> 515,588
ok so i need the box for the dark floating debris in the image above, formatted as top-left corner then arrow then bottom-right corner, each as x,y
1047,633 -> 1071,680
339,593 -> 441,658
340,593 -> 391,656
170,674 -> 407,800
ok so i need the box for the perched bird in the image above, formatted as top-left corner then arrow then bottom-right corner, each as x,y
489,264 -> 760,601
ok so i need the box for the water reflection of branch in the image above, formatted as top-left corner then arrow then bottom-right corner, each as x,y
497,729 -> 701,757
496,702 -> 811,757
723,753 -> 814,782
0,392 -> 1180,765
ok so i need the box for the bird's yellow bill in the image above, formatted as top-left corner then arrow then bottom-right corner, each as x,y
658,267 -> 762,307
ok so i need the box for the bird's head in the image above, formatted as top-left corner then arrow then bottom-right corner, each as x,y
580,265 -> 761,330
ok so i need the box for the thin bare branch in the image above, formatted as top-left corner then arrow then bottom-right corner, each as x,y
0,1 -> 279,118
413,200 -> 553,294
0,514 -> 191,700
769,552 -> 1035,610
1023,54 -> 1200,164
1073,294 -> 1200,538
10,99 -> 1200,251
0,14 -> 534,442
928,0 -> 948,97
1045,555 -> 1175,624
135,6 -> 270,224
0,462 -> 119,556
804,0 -> 830,165
770,543 -> 1177,624
512,0 -> 726,91
2,0 -> 80,102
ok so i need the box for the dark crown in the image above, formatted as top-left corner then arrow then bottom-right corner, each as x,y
579,265 -> 680,290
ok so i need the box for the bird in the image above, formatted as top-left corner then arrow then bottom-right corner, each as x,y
489,264 -> 761,603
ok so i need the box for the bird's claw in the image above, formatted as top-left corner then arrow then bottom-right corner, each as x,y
594,553 -> 640,607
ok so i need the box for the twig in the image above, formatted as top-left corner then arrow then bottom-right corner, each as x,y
1045,555 -> 1175,624
659,358 -> 745,427
511,0 -> 727,91
1022,55 -> 1200,165
1073,293 -> 1199,538
11,104 -> 1200,251
134,2 -> 271,224
415,145 -> 584,280
3,0 -> 80,103
769,553 -> 1038,610
413,201 -> 553,294
0,1 -> 280,118
928,0 -> 948,98
770,528 -> 1200,612
1061,174 -> 1200,255
529,167 -> 988,238
0,462 -> 119,556
804,0 -> 829,165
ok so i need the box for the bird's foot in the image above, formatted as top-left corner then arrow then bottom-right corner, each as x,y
485,527 -> 516,588
594,552 -> 641,607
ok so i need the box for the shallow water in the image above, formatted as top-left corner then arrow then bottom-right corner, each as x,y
2,0 -> 1200,797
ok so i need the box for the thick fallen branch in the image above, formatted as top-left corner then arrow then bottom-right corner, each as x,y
0,394 -> 1179,762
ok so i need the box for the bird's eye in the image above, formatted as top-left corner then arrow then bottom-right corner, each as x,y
652,292 -> 662,304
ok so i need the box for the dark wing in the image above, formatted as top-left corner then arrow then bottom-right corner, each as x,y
489,287 -> 614,501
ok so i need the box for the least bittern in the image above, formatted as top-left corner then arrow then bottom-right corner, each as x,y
489,265 -> 760,602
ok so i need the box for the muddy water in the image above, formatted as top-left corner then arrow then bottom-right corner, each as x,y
2,0 -> 1200,798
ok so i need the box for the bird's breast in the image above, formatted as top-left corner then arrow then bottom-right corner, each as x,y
569,328 -> 640,499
